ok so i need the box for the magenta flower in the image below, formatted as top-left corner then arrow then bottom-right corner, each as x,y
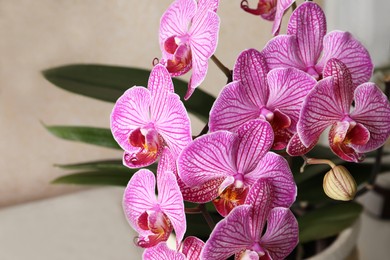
241,0 -> 295,35
123,168 -> 186,248
209,48 -> 317,150
143,236 -> 204,260
298,58 -> 390,162
159,0 -> 220,99
201,178 -> 299,260
178,119 -> 296,216
261,2 -> 373,86
110,64 -> 191,168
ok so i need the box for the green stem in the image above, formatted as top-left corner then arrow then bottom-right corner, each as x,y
199,203 -> 216,230
211,55 -> 232,80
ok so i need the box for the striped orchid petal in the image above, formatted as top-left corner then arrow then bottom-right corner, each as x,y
181,236 -> 205,260
143,242 -> 186,260
272,0 -> 295,36
286,133 -> 318,156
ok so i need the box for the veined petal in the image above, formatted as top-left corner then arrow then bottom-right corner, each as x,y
261,208 -> 299,260
286,133 -> 317,156
236,120 -> 274,174
272,0 -> 295,36
298,77 -> 343,147
157,171 -> 186,245
159,0 -> 196,48
178,131 -> 237,187
123,169 -> 157,233
323,58 -> 354,113
149,65 -> 174,121
181,236 -> 205,260
143,242 -> 186,260
187,10 -> 220,99
266,67 -> 317,131
317,31 -> 373,87
201,205 -> 254,260
262,35 -> 305,71
247,152 -> 296,207
197,0 -> 219,13
287,2 -> 326,67
233,49 -> 269,106
155,94 -> 192,158
110,87 -> 151,151
351,83 -> 390,152
209,81 -> 261,132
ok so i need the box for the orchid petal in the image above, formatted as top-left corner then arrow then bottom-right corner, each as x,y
323,58 -> 354,113
110,87 -> 151,151
262,35 -> 305,70
261,208 -> 299,260
298,77 -> 343,147
201,205 -> 254,260
123,169 -> 157,233
287,2 -> 326,67
233,49 -> 269,106
272,0 -> 295,36
351,83 -> 390,152
157,171 -> 186,245
266,67 -> 317,131
236,120 -> 274,173
286,133 -> 317,156
209,81 -> 261,132
197,0 -> 219,13
159,0 -> 196,48
317,31 -> 373,87
143,242 -> 186,260
155,94 -> 192,158
178,131 -> 237,187
181,236 -> 205,260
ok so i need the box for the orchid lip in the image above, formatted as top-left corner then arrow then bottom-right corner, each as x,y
251,242 -> 266,257
260,107 -> 274,121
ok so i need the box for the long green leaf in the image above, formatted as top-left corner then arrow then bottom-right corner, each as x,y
52,171 -> 134,186
55,160 -> 126,171
42,64 -> 215,122
45,125 -> 120,149
298,202 -> 363,243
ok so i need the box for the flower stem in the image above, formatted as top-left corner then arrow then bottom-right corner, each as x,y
292,2 -> 297,11
199,203 -> 216,230
185,206 -> 202,214
300,156 -> 336,173
211,55 -> 232,81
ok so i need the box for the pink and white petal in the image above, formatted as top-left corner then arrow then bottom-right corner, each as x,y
351,83 -> 390,152
110,87 -> 151,151
155,94 -> 192,158
266,67 -> 317,131
201,205 -> 254,260
181,236 -> 205,260
181,178 -> 224,203
287,2 -> 326,66
244,178 -> 274,239
159,0 -> 196,46
236,120 -> 274,173
178,131 -> 238,187
157,171 -> 186,246
298,77 -> 344,147
123,169 -> 157,232
149,65 -> 174,121
143,242 -> 186,260
197,0 -> 219,14
272,0 -> 295,36
261,207 -> 299,260
261,35 -> 305,70
286,133 -> 317,156
317,31 -> 373,87
247,152 -> 297,207
233,49 -> 269,106
323,58 -> 354,113
209,81 -> 261,132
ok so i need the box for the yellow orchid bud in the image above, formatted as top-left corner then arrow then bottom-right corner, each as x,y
323,166 -> 357,201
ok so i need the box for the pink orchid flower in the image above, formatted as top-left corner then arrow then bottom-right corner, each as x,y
261,2 -> 373,86
178,119 -> 296,216
241,0 -> 295,35
209,48 -> 317,150
110,64 -> 191,168
159,0 -> 220,100
123,168 -> 186,248
201,178 -> 299,260
298,58 -> 390,162
143,236 -> 204,260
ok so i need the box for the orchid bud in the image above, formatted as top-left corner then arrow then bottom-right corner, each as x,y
323,166 -> 357,201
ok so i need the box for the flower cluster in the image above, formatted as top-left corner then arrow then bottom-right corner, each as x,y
110,1 -> 390,259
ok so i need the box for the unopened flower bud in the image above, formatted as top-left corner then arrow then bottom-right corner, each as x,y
323,166 -> 357,201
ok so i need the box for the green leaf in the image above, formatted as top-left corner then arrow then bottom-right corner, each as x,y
45,125 -> 120,149
42,64 -> 215,122
298,202 -> 363,243
55,160 -> 127,171
52,170 -> 135,186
